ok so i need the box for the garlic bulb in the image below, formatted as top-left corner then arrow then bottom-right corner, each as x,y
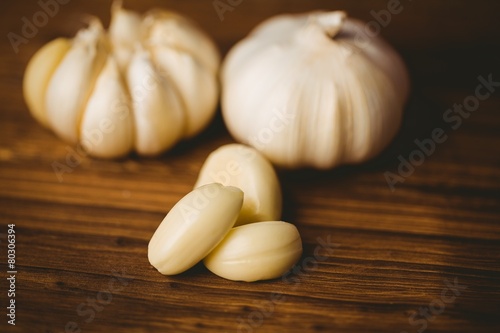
23,3 -> 220,158
221,11 -> 409,169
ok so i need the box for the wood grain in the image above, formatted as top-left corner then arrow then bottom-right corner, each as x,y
1,0 -> 499,332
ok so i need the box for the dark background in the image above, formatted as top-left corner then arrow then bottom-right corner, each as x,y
0,0 -> 499,332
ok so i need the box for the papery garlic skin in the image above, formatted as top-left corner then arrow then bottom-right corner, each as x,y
203,221 -> 303,282
221,11 -> 409,169
148,183 -> 243,275
23,4 -> 220,158
194,144 -> 282,226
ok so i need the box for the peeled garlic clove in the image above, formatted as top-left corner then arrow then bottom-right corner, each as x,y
203,221 -> 303,282
79,56 -> 134,158
152,45 -> 218,138
23,38 -> 71,128
221,11 -> 409,169
127,46 -> 185,155
45,19 -> 108,143
148,183 -> 243,275
194,144 -> 282,226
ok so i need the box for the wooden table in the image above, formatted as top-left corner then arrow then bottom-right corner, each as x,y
1,0 -> 499,332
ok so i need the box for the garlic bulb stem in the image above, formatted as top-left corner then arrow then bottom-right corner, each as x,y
315,11 -> 347,38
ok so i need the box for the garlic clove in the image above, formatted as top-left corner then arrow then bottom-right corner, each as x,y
152,45 -> 218,138
143,10 -> 220,75
23,38 -> 71,128
126,45 -> 185,155
203,221 -> 303,282
194,144 -> 282,226
79,56 -> 134,158
108,0 -> 142,71
148,183 -> 244,275
45,19 -> 108,144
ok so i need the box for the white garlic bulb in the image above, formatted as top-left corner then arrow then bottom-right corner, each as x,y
23,3 -> 220,158
221,11 -> 409,169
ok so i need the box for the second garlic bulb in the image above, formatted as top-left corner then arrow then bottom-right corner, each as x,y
221,11 -> 409,169
23,3 -> 220,158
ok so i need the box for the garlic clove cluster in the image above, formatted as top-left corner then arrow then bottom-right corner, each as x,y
194,144 -> 282,226
221,11 -> 409,169
148,144 -> 304,282
23,3 -> 220,158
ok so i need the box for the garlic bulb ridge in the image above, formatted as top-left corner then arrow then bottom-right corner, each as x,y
221,11 -> 409,169
24,2 -> 220,158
